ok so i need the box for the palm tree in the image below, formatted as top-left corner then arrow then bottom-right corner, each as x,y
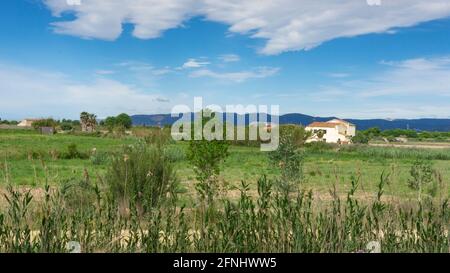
80,112 -> 97,132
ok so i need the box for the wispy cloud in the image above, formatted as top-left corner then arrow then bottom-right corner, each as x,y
115,61 -> 174,79
219,54 -> 240,63
95,70 -> 115,75
189,67 -> 280,83
181,58 -> 210,69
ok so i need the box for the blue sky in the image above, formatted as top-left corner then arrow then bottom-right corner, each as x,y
1,0 -> 450,120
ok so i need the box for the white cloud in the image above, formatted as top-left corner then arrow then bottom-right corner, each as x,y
0,63 -> 170,119
44,0 -> 450,54
95,70 -> 115,75
189,66 -> 279,82
182,58 -> 210,69
45,0 -> 198,40
116,61 -> 174,78
117,61 -> 155,72
219,54 -> 240,63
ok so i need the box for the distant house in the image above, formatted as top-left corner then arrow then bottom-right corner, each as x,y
306,119 -> 356,144
17,119 -> 40,127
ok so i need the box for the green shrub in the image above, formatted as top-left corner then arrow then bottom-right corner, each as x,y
304,141 -> 336,152
352,132 -> 370,144
62,144 -> 89,160
90,151 -> 110,165
187,139 -> 229,204
105,143 -> 178,211
164,145 -> 186,162
60,123 -> 73,131
32,118 -> 58,130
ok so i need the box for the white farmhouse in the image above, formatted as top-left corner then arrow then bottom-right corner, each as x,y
17,119 -> 40,127
305,119 -> 356,144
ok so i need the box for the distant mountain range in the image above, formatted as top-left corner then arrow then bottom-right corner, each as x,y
132,113 -> 450,132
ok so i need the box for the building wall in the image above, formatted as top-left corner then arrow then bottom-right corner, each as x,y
306,126 -> 344,143
18,120 -> 34,127
348,125 -> 356,137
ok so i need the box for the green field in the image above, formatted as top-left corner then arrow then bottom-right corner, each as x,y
0,128 -> 449,253
1,128 -> 449,203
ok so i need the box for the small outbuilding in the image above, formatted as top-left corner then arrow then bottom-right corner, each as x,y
40,127 -> 55,135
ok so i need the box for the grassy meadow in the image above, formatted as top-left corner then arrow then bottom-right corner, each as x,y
0,127 -> 449,253
1,128 -> 449,201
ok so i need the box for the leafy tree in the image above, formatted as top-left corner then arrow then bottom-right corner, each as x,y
186,110 -> 229,204
115,113 -> 132,129
0,119 -> 18,125
366,127 -> 381,138
104,116 -> 117,130
103,113 -> 133,131
269,130 -> 304,195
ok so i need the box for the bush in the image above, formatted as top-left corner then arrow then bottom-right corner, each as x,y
304,141 -> 336,152
62,144 -> 89,159
60,123 -> 73,131
386,136 -> 397,143
352,132 -> 369,144
90,151 -> 110,165
32,118 -> 58,130
164,145 -> 186,162
105,143 -> 178,212
60,177 -> 100,212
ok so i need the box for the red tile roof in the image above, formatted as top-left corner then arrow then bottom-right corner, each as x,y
306,122 -> 337,128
